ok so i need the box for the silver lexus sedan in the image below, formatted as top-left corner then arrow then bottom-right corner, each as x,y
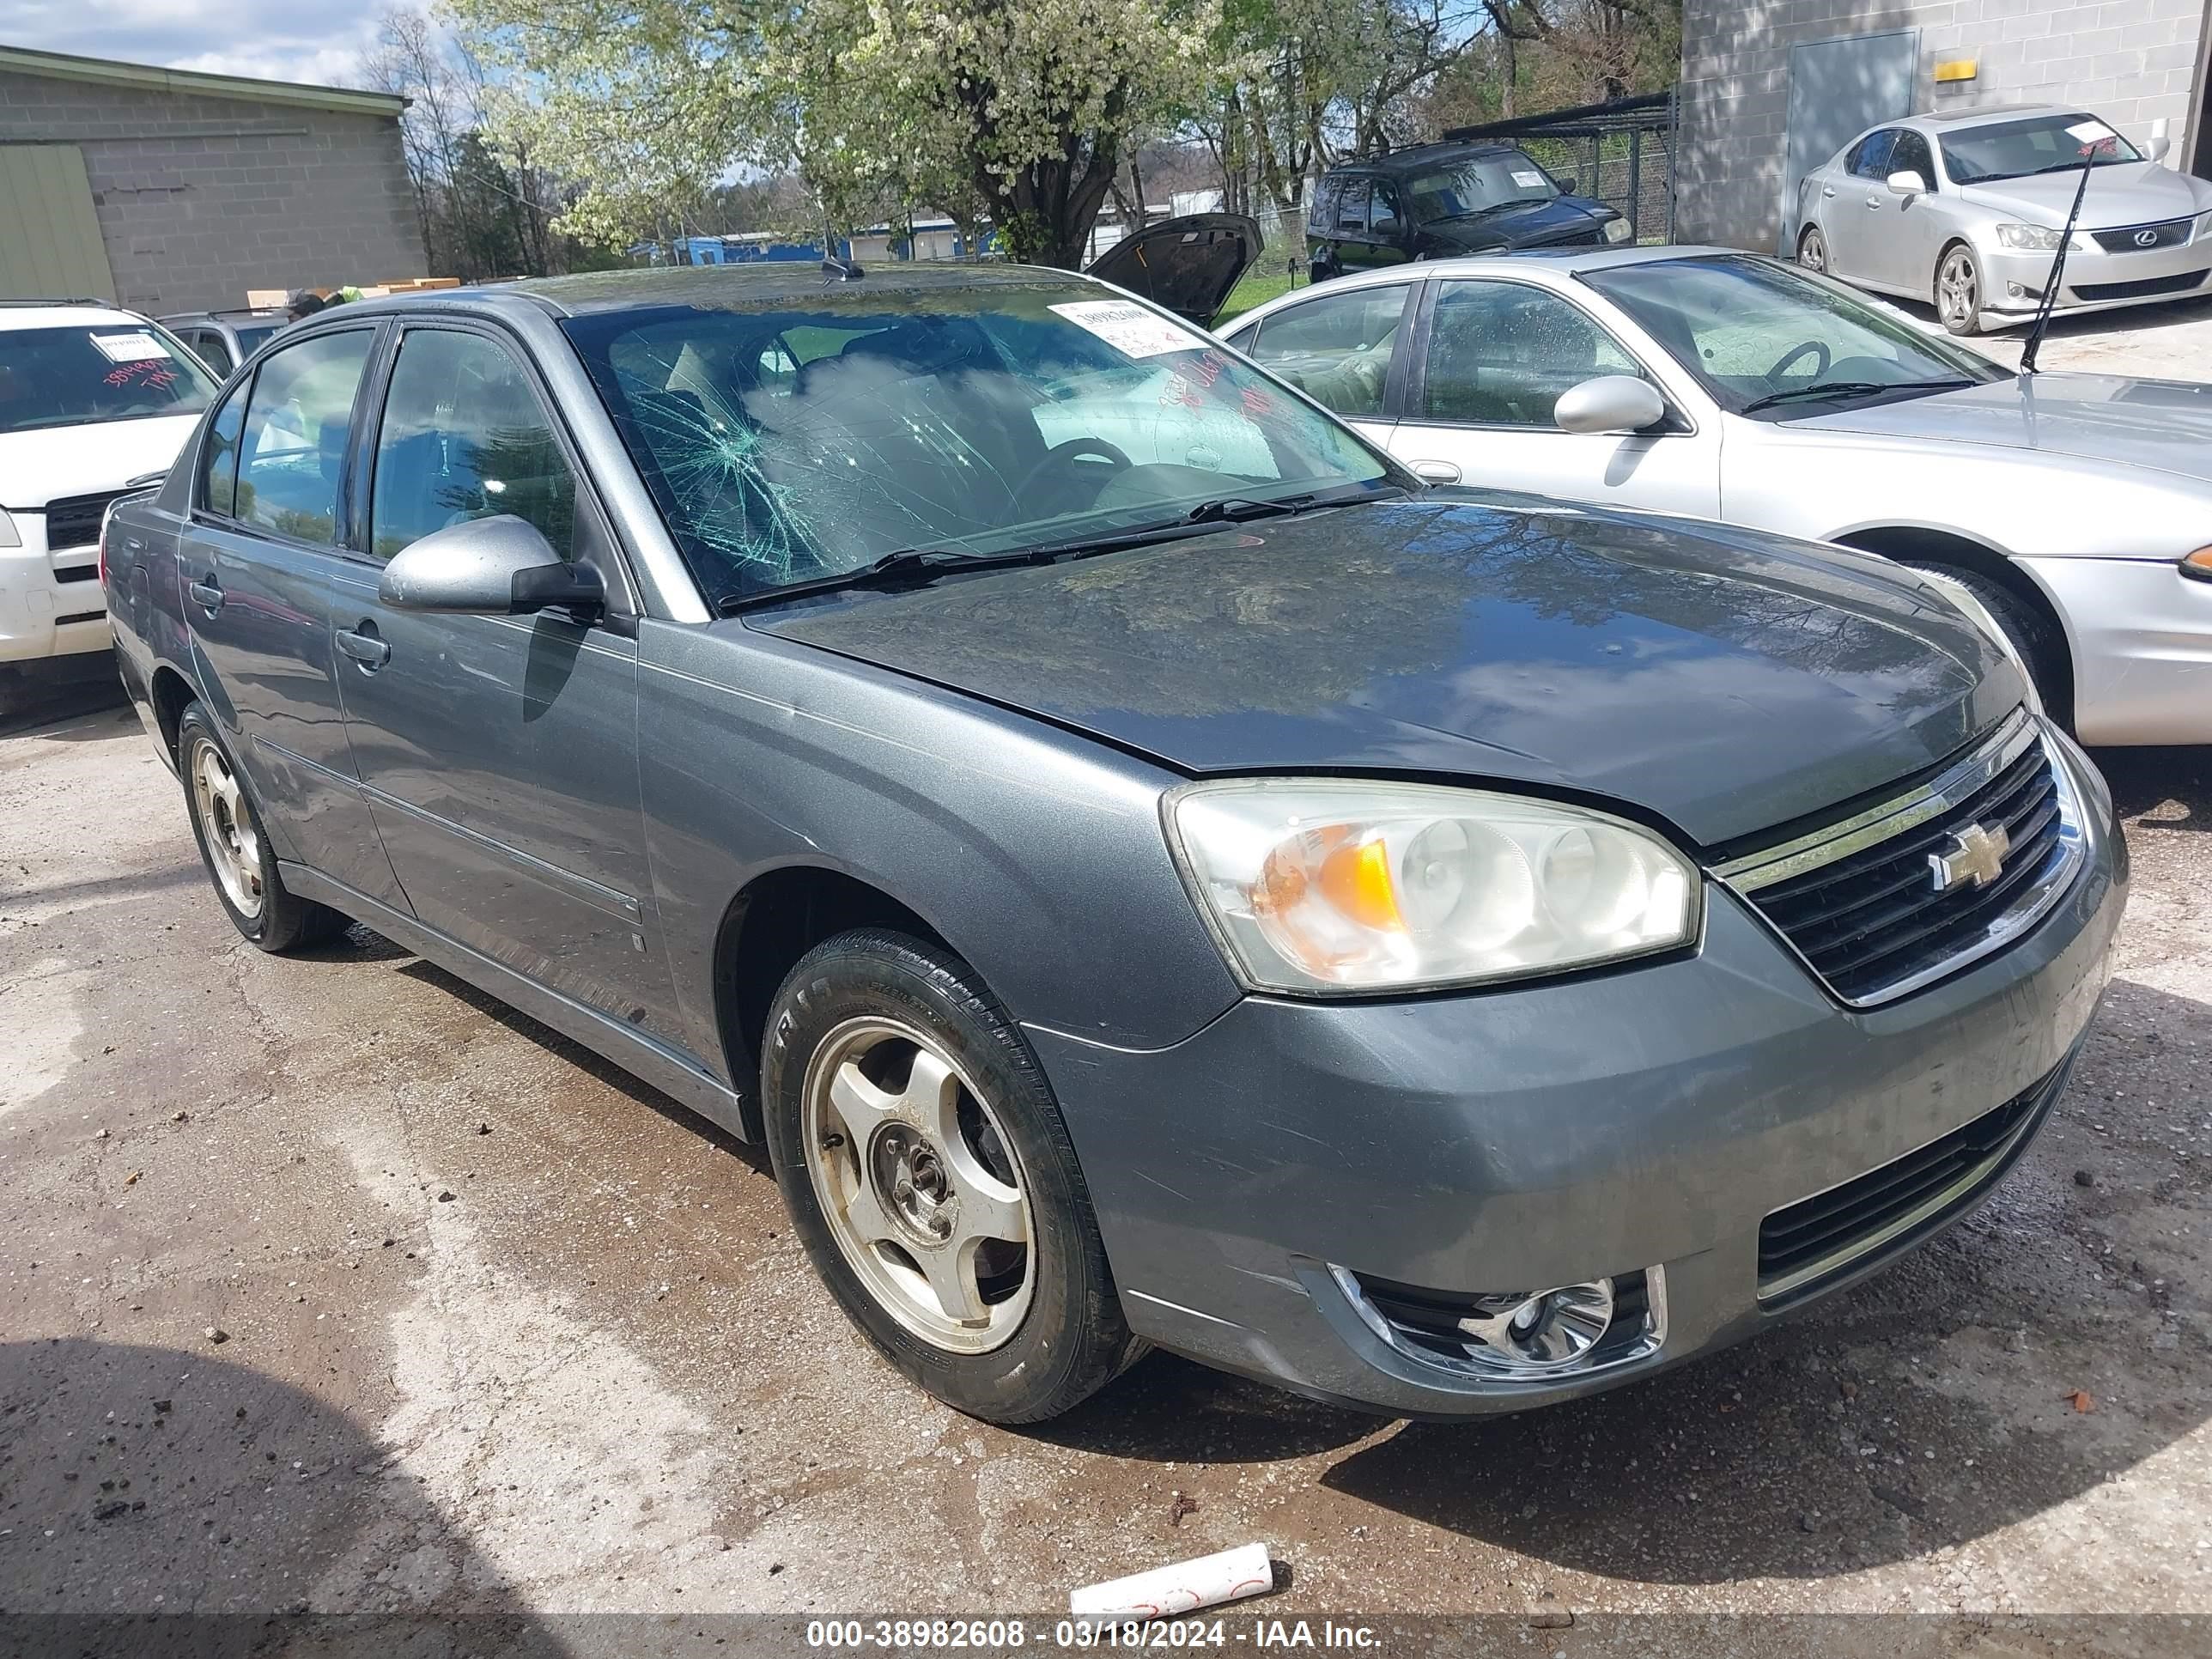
1222,246 -> 2212,745
1794,105 -> 2212,335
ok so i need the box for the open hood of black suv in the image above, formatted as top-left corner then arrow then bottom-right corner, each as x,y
1084,214 -> 1262,325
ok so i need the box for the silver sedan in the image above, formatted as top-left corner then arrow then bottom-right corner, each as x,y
1794,105 -> 2212,336
1218,246 -> 2212,745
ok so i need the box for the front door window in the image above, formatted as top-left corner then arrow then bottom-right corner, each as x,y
1422,282 -> 1649,427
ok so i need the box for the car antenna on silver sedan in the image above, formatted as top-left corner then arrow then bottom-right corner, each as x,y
2020,125 -> 2119,375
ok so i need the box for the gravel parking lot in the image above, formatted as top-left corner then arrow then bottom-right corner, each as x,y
3,307 -> 2209,1649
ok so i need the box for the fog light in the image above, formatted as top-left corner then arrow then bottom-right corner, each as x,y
2008,282 -> 2027,298
1329,1264 -> 1668,1383
1462,1281 -> 1615,1370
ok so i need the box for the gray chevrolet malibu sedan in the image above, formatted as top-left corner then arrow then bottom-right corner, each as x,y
102,261 -> 2124,1424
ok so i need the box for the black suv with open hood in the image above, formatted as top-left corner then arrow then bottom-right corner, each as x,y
1309,140 -> 1630,283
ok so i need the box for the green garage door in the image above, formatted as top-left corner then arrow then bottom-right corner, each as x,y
0,145 -> 117,301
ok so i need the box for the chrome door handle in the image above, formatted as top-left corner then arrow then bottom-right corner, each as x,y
188,577 -> 223,615
1866,193 -> 1883,207
1410,459 -> 1462,485
336,622 -> 390,670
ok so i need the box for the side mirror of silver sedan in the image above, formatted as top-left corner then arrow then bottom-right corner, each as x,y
379,514 -> 605,619
1887,169 -> 1929,196
1554,375 -> 1668,435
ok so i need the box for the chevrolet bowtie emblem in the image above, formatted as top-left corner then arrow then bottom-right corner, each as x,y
1929,822 -> 2011,894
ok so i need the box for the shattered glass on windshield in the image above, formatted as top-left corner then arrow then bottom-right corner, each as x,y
560,277 -> 1385,605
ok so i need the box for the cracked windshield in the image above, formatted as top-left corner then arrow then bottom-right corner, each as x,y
560,276 -> 1389,605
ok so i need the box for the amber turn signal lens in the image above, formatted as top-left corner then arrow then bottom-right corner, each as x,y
2183,547 -> 2212,583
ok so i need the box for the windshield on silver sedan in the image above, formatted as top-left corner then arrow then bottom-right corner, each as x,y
1580,255 -> 2008,416
1940,113 -> 2142,184
561,276 -> 1391,605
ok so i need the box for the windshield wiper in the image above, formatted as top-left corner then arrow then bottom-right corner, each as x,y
1741,378 -> 1972,415
717,544 -> 1056,612
721,483 -> 1408,611
1183,483 -> 1408,526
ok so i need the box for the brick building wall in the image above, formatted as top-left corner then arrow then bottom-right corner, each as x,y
0,66 -> 423,314
1679,0 -> 2212,251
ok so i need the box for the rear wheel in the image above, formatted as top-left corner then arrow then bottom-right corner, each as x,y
1796,223 -> 1829,274
1936,243 -> 1987,336
763,927 -> 1142,1422
177,702 -> 348,951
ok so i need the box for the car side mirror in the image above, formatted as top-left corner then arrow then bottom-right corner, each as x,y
1554,375 -> 1668,435
1886,169 -> 1929,196
2147,134 -> 2173,163
378,515 -> 605,620
1559,174 -> 1581,196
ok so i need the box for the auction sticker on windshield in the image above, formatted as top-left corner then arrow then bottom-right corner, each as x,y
90,331 -> 173,363
1049,300 -> 1200,360
2065,119 -> 2118,146
1513,170 -> 1547,188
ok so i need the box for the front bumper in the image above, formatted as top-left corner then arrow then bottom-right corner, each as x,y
1031,733 -> 2124,1416
2021,556 -> 2212,745
2,533 -> 110,664
1979,235 -> 2212,322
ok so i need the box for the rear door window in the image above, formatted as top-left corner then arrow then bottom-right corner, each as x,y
234,330 -> 374,547
1245,284 -> 1410,418
1850,130 -> 1899,179
199,377 -> 249,518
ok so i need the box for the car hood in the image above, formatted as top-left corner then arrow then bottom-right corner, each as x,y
1084,214 -> 1262,325
1957,161 -> 2212,227
1790,373 -> 2212,481
1425,198 -> 1613,250
752,498 -> 2021,848
0,414 -> 199,509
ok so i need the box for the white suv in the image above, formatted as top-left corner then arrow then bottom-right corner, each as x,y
1,301 -> 220,680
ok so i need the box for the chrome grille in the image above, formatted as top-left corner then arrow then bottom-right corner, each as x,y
1717,713 -> 2084,1006
2090,217 -> 2194,252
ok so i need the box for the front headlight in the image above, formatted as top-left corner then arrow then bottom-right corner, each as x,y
1914,569 -> 2045,717
0,508 -> 18,550
1602,216 -> 1633,244
1996,223 -> 2069,251
1164,779 -> 1700,994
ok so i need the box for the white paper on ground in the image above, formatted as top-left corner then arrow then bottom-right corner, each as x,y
1048,300 -> 1204,360
1070,1541 -> 1275,1619
90,331 -> 173,363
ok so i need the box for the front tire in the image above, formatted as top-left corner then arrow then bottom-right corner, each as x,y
176,702 -> 348,951
1936,243 -> 1987,336
763,927 -> 1141,1423
1796,223 -> 1829,274
1905,562 -> 2073,729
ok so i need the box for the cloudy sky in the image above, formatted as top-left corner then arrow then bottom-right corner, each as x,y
2,0 -> 387,89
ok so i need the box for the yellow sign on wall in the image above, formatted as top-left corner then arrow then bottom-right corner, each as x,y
1935,57 -> 1979,84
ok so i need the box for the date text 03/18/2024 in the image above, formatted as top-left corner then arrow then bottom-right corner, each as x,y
804,1620 -> 1384,1650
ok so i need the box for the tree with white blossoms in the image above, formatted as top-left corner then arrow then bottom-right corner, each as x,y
447,0 -> 1220,267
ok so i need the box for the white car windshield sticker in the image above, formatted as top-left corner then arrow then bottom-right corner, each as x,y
1049,301 -> 1202,359
91,331 -> 173,363
2065,119 -> 2118,146
1512,170 -> 1547,189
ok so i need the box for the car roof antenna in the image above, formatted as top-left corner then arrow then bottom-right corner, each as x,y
2019,127 -> 2117,374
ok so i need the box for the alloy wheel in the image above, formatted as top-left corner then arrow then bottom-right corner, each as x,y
1938,250 -> 1980,331
800,1016 -> 1033,1354
191,738 -> 264,920
1798,227 -> 1826,273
